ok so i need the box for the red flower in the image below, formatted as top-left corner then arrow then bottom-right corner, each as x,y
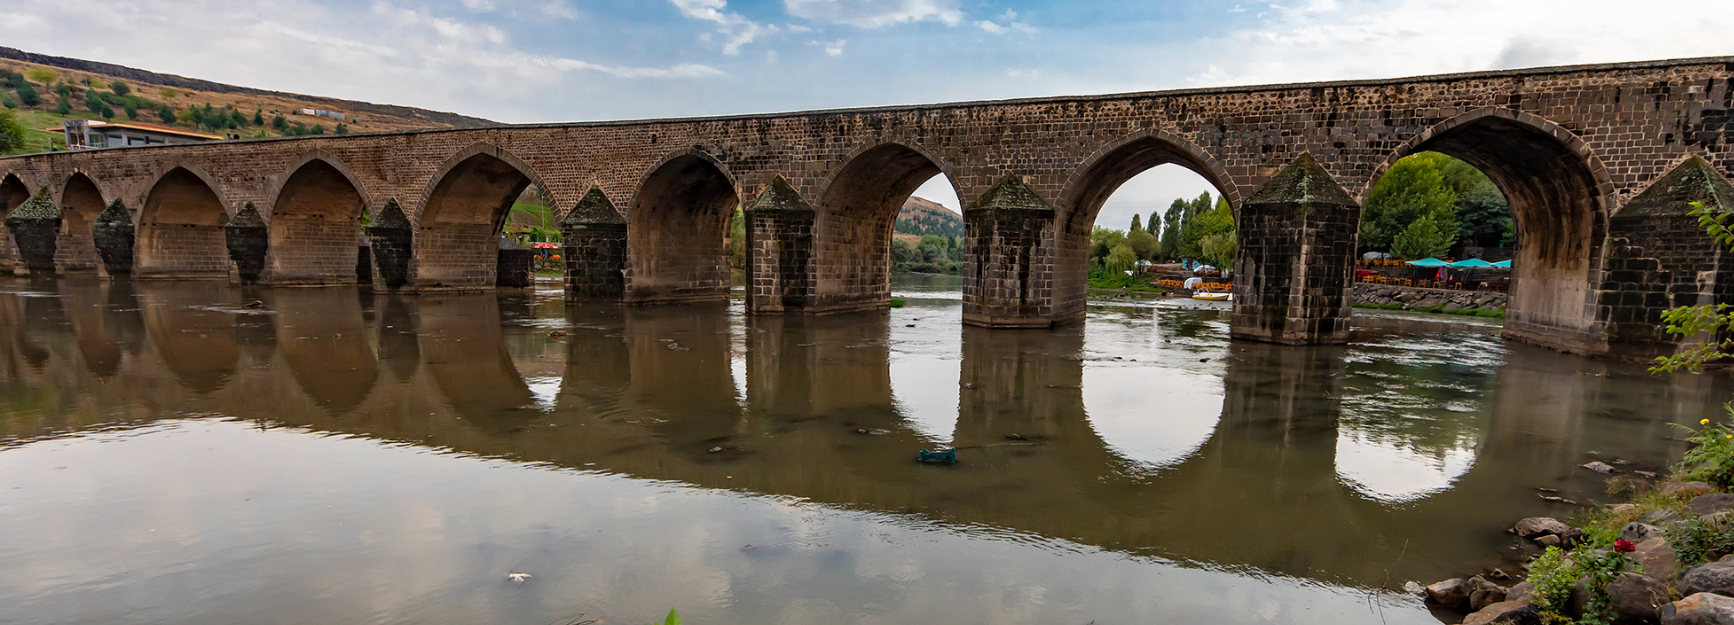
1614,539 -> 1636,553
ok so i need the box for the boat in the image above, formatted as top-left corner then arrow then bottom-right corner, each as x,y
1191,292 -> 1231,302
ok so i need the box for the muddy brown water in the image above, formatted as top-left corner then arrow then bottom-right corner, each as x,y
0,274 -> 1725,625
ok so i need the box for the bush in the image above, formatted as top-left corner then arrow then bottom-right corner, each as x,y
0,109 -> 26,154
54,96 -> 71,116
15,81 -> 40,107
1526,546 -> 1578,623
1670,516 -> 1734,567
124,101 -> 138,120
109,80 -> 129,96
1675,406 -> 1734,489
25,68 -> 57,84
157,105 -> 176,124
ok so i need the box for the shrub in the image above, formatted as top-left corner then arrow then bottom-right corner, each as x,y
15,81 -> 40,107
1526,546 -> 1578,624
1671,516 -> 1734,567
1675,407 -> 1734,489
0,109 -> 26,154
24,68 -> 57,84
157,105 -> 176,124
109,80 -> 129,96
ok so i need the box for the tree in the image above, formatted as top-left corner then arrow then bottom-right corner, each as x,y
0,109 -> 26,154
272,114 -> 288,131
1199,231 -> 1236,272
253,108 -> 263,126
1391,214 -> 1454,260
157,105 -> 176,124
84,89 -> 103,113
1090,225 -> 1126,266
99,104 -> 114,119
1160,198 -> 1186,260
1181,197 -> 1234,261
24,68 -> 56,85
1360,152 -> 1460,253
311,123 -> 326,134
1129,213 -> 1144,234
109,80 -> 130,96
1127,228 -> 1160,260
54,83 -> 70,98
1104,244 -> 1138,273
15,81 -> 40,107
53,95 -> 71,116
334,123 -> 349,135
123,100 -> 139,120
728,208 -> 746,268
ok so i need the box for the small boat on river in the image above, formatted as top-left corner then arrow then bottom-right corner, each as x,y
1191,292 -> 1230,302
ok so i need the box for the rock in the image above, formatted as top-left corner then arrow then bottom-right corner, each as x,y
1647,508 -> 1684,525
1585,461 -> 1620,474
1622,523 -> 1666,543
1505,581 -> 1535,604
1611,503 -> 1640,514
1681,560 -> 1734,597
1662,593 -> 1734,625
1536,534 -> 1563,547
1515,517 -> 1573,539
1572,572 -> 1670,623
1426,578 -> 1473,610
1469,576 -> 1509,611
1636,471 -> 1661,479
1635,536 -> 1681,582
1403,580 -> 1426,597
1464,600 -> 1540,625
1667,482 -> 1718,498
1693,494 -> 1734,518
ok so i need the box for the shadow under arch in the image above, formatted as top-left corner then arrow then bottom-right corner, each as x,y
57,172 -> 106,274
413,143 -> 547,289
1363,108 -> 1615,350
0,173 -> 32,271
810,141 -> 957,311
135,281 -> 240,394
137,165 -> 233,279
264,152 -> 370,285
417,294 -> 537,430
625,150 -> 738,304
273,289 -> 379,414
59,279 -> 124,377
1055,130 -> 1238,321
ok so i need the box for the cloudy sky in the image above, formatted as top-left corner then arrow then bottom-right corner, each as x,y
4,0 -> 1731,224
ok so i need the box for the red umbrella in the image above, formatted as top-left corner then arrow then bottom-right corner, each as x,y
532,242 -> 559,249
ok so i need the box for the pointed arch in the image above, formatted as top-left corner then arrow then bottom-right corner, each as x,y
809,140 -> 956,311
56,172 -> 106,273
411,143 -> 548,288
624,148 -> 740,303
263,151 -> 370,284
136,164 -> 234,279
0,172 -> 32,216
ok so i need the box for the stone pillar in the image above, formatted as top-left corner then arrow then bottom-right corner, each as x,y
744,177 -> 815,313
5,188 -> 61,275
93,199 -> 135,275
1231,154 -> 1358,345
963,174 -> 1057,328
367,200 -> 413,289
560,186 -> 627,300
1595,156 -> 1734,360
495,235 -> 533,288
224,202 -> 268,283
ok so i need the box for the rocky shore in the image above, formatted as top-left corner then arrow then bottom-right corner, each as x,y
1354,283 -> 1507,314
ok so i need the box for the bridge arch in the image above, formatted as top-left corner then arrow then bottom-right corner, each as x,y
625,148 -> 740,303
136,163 -> 235,279
57,171 -> 107,273
811,140 -> 958,310
0,171 -> 36,214
263,151 -> 371,285
1055,129 -> 1238,320
412,143 -> 548,288
1364,107 -> 1616,349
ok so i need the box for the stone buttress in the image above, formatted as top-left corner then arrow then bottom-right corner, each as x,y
224,203 -> 268,283
744,177 -> 815,313
963,175 -> 1057,328
367,200 -> 413,288
560,187 -> 628,300
5,188 -> 61,275
1231,153 -> 1359,345
93,199 -> 136,275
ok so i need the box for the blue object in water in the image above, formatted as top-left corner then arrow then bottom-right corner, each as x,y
918,449 -> 957,465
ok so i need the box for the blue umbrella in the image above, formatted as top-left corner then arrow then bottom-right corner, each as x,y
1406,257 -> 1449,267
1492,260 -> 1512,268
1449,258 -> 1495,268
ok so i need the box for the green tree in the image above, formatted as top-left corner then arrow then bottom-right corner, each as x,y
109,80 -> 130,96
1129,213 -> 1144,234
24,68 -> 56,85
1360,152 -> 1460,253
334,123 -> 349,135
272,114 -> 288,131
157,105 -> 176,124
1104,243 -> 1138,273
84,89 -> 103,113
1127,228 -> 1160,260
253,108 -> 264,126
54,83 -> 70,98
1391,214 -> 1454,259
54,95 -> 71,116
15,80 -> 40,107
1181,197 -> 1234,261
99,104 -> 114,119
1160,198 -> 1186,260
123,100 -> 139,120
727,208 -> 746,268
1090,225 -> 1126,266
311,123 -> 326,134
1199,231 -> 1237,271
0,109 -> 27,154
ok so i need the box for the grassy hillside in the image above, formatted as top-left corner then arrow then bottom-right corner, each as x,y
895,196 -> 963,237
0,47 -> 492,155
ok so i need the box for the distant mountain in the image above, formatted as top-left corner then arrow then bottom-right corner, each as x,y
895,196 -> 963,238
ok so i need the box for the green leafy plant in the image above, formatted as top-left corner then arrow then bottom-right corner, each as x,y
1526,546 -> 1579,624
1651,201 -> 1734,373
649,608 -> 681,625
1674,408 -> 1734,489
1671,515 -> 1734,567
1574,543 -> 1638,625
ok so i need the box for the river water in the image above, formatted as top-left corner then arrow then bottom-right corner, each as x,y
0,275 -> 1726,625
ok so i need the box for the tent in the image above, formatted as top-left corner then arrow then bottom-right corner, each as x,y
1492,260 -> 1512,268
1449,258 -> 1494,268
1406,257 -> 1449,267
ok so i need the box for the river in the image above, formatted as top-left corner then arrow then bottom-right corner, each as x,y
0,274 -> 1725,625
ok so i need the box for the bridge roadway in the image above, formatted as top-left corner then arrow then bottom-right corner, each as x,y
2,57 -> 1734,357
0,282 -> 1721,586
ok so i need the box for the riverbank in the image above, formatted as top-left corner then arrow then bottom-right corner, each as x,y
1355,283 -> 1506,318
1423,419 -> 1734,625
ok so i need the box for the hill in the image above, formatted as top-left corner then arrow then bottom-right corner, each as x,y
0,46 -> 493,153
895,196 -> 963,238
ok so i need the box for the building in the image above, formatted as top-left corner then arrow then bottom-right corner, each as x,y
295,108 -> 346,121
59,120 -> 223,149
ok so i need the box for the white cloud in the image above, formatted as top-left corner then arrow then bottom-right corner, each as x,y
974,9 -> 1032,35
537,1 -> 583,20
669,0 -> 775,54
808,39 -> 847,56
976,21 -> 1003,34
784,0 -> 963,28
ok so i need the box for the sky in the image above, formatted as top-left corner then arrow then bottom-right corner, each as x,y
4,0 -> 1732,226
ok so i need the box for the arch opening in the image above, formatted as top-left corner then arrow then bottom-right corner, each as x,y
59,173 -> 106,273
813,143 -> 953,310
266,159 -> 366,285
627,154 -> 737,303
416,151 -> 542,288
1059,137 -> 1234,319
0,174 -> 32,274
1391,116 -> 1604,343
138,167 -> 232,279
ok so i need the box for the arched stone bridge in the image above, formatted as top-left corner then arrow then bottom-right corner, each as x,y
2,57 -> 1732,359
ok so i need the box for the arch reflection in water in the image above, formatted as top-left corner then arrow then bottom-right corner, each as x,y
419,294 -> 537,430
273,289 -> 377,414
137,281 -> 241,394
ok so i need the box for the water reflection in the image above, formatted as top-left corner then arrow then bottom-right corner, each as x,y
1,278 -> 1732,625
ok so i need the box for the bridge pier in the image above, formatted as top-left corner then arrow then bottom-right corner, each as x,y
744,177 -> 816,313
1230,154 -> 1358,346
224,203 -> 268,283
560,187 -> 627,301
367,200 -> 413,289
6,188 -> 61,275
92,200 -> 135,276
963,175 -> 1059,328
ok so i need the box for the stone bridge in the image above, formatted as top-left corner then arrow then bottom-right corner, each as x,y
2,57 -> 1733,359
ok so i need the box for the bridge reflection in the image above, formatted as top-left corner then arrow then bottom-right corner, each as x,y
0,281 -> 1725,587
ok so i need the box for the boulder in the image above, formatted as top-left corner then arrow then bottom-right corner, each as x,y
1515,517 -> 1573,539
1647,508 -> 1685,525
1505,580 -> 1535,604
1635,536 -> 1681,582
1622,523 -> 1666,543
1469,576 -> 1509,611
1571,573 -> 1671,623
1426,577 -> 1472,609
1464,600 -> 1540,625
1585,461 -> 1620,474
1665,482 -> 1716,498
1682,560 -> 1734,597
1693,494 -> 1734,518
1663,593 -> 1734,625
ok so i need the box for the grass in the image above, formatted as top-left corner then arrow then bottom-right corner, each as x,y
1087,272 -> 1166,292
1354,301 -> 1505,319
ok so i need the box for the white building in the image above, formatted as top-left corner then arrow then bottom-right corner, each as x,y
61,120 -> 223,149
